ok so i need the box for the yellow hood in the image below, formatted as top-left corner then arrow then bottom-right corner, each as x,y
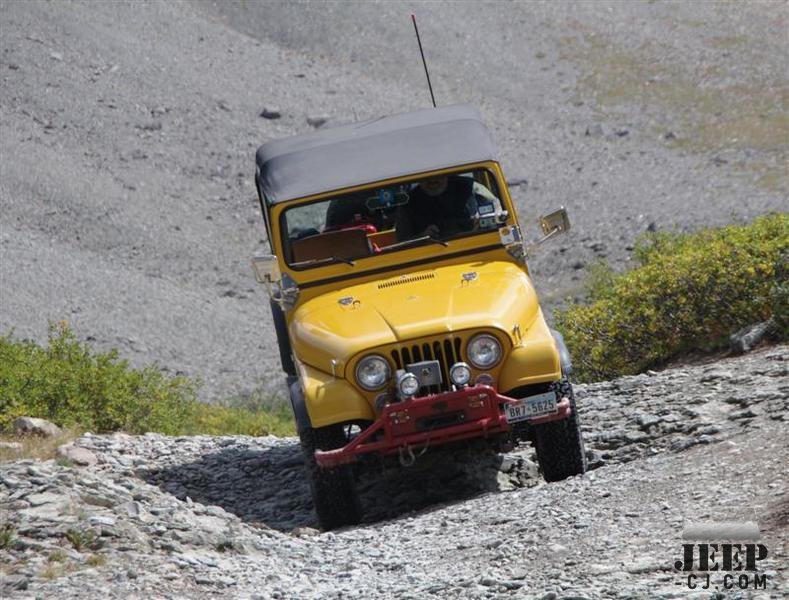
289,261 -> 539,376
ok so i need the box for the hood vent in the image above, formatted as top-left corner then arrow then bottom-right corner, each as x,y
378,272 -> 435,289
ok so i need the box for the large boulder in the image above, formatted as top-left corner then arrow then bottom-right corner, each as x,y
56,443 -> 98,466
12,417 -> 62,437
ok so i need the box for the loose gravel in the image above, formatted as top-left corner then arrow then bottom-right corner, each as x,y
2,346 -> 786,599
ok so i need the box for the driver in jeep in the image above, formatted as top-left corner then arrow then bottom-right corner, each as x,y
407,175 -> 502,238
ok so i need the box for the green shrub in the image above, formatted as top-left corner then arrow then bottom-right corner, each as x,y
555,214 -> 788,382
0,323 -> 197,435
771,248 -> 789,338
190,396 -> 294,438
0,523 -> 15,550
0,323 -> 295,437
65,527 -> 100,552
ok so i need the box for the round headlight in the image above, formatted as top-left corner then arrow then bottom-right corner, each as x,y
355,355 -> 391,390
449,362 -> 472,386
397,371 -> 420,398
467,334 -> 502,369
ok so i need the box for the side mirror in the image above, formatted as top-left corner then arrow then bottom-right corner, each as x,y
252,255 -> 299,309
539,207 -> 571,237
251,254 -> 279,284
525,207 -> 571,256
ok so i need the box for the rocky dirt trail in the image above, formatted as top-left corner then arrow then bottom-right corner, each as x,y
2,346 -> 786,599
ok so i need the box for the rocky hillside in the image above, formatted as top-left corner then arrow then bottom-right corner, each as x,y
1,1 -> 786,400
1,3 -> 786,598
2,346 -> 786,599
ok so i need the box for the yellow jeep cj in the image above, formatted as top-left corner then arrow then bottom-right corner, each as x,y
253,105 -> 586,529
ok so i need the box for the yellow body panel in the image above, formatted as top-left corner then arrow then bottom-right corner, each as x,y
268,161 -> 563,427
290,260 -> 539,377
498,313 -> 562,391
298,362 -> 376,428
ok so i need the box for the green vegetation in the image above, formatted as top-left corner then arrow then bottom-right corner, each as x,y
564,32 -> 788,191
190,391 -> 294,437
0,323 -> 295,438
85,554 -> 107,567
0,523 -> 15,550
64,528 -> 100,552
556,214 -> 788,382
48,549 -> 67,563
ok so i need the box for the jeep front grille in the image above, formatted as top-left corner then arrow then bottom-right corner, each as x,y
390,337 -> 463,395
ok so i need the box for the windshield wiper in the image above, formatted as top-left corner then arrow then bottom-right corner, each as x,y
291,255 -> 356,267
379,235 -> 448,252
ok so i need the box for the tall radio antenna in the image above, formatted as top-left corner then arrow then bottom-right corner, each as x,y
411,14 -> 436,108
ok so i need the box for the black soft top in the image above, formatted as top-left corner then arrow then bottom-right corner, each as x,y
256,104 -> 498,205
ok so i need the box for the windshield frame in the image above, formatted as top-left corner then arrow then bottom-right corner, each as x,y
276,163 -> 513,273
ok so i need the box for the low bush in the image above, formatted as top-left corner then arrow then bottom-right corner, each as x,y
555,213 -> 788,382
190,394 -> 294,438
0,323 -> 295,437
0,523 -> 15,550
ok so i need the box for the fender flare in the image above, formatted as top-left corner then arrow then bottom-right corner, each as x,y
271,299 -> 297,376
550,329 -> 573,376
288,375 -> 312,433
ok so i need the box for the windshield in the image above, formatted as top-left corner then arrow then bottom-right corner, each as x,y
282,168 -> 506,268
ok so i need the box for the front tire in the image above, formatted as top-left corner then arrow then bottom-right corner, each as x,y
299,424 -> 361,530
533,378 -> 587,482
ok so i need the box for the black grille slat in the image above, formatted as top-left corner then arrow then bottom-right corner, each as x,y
433,342 -> 445,388
390,336 -> 466,395
444,340 -> 454,367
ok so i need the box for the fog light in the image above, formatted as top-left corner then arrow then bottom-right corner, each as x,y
449,362 -> 471,387
476,373 -> 494,387
397,370 -> 420,399
374,392 -> 393,413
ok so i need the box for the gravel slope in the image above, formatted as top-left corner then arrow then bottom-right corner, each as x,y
1,1 -> 786,400
2,345 -> 787,599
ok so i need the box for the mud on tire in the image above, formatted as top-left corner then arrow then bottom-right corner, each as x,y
533,378 -> 587,482
299,424 -> 361,530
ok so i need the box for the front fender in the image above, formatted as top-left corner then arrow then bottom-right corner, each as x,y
298,362 -> 376,428
498,314 -> 562,392
550,328 -> 573,376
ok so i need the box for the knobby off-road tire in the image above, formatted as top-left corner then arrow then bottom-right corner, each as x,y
533,378 -> 587,482
299,425 -> 361,530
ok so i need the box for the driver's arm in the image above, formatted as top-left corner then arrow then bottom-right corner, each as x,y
470,181 -> 502,211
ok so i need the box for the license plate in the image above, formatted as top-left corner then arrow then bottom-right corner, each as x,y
505,391 -> 558,423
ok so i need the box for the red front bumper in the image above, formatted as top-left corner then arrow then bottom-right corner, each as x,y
314,385 -> 571,468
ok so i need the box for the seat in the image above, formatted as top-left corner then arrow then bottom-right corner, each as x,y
291,229 -> 371,263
